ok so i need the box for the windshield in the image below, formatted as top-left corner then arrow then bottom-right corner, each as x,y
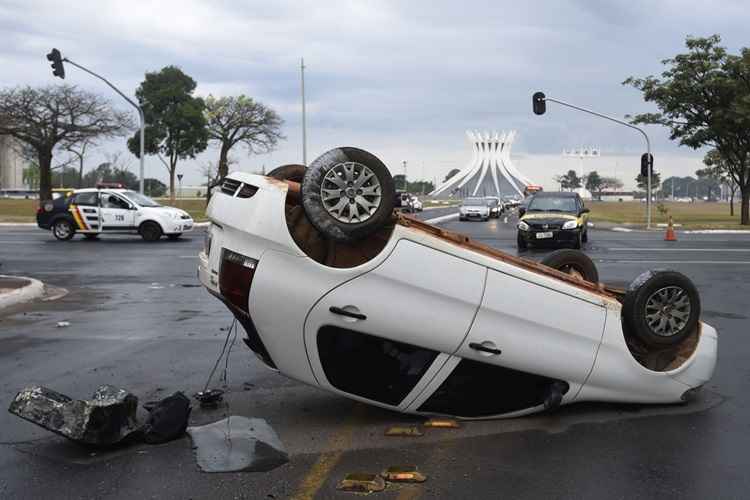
527,196 -> 578,213
121,191 -> 161,207
462,198 -> 486,207
485,198 -> 498,206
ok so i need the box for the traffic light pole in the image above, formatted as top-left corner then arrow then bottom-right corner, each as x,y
541,96 -> 653,229
63,58 -> 146,194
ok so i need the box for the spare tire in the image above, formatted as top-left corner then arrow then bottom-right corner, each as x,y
302,147 -> 395,242
622,270 -> 700,347
540,249 -> 599,283
268,164 -> 306,183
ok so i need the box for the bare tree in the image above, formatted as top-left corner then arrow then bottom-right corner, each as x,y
205,95 -> 284,195
65,137 -> 96,188
0,85 -> 131,200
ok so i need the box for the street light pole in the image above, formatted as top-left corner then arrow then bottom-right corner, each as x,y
63,57 -> 146,194
402,160 -> 408,191
541,96 -> 653,228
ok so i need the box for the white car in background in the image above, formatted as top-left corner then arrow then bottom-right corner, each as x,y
37,186 -> 194,241
198,148 -> 716,419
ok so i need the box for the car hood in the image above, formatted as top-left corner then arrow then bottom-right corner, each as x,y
521,212 -> 577,222
145,206 -> 191,218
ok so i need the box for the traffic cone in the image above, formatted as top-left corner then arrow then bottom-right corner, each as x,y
665,215 -> 677,241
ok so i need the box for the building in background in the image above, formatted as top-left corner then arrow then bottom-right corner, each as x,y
430,130 -> 533,199
0,135 -> 28,196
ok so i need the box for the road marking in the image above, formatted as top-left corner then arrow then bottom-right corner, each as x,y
601,260 -> 750,264
178,255 -> 199,259
607,248 -> 750,252
424,213 -> 459,224
290,405 -> 364,500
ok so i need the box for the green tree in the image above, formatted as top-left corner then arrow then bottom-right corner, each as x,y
554,170 -> 582,191
585,171 -> 603,199
600,176 -> 624,192
704,149 -> 740,215
624,35 -> 750,224
636,170 -> 661,199
144,178 -> 167,197
444,168 -> 460,182
204,95 -> 283,194
0,85 -> 130,200
127,66 -> 208,202
22,163 -> 39,190
695,167 -> 722,201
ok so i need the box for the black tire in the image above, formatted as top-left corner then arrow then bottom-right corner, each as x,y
167,233 -> 182,240
540,249 -> 599,283
301,147 -> 395,242
139,221 -> 163,242
268,164 -> 306,183
622,270 -> 700,347
83,234 -> 99,241
572,230 -> 583,249
517,232 -> 527,250
52,219 -> 75,241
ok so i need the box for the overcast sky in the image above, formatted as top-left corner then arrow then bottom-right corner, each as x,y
2,0 -> 749,189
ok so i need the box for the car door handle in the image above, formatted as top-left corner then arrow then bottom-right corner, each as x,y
469,342 -> 502,355
329,306 -> 367,321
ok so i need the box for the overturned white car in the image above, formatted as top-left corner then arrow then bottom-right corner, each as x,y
198,147 -> 717,419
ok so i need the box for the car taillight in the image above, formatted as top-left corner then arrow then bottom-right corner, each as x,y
219,249 -> 258,314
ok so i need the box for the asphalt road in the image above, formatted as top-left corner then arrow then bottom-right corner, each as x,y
1,212 -> 749,499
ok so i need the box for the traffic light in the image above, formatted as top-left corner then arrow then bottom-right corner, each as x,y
46,48 -> 65,79
640,153 -> 653,177
532,92 -> 546,115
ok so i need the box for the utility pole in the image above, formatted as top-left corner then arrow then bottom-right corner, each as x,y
301,58 -> 307,166
402,160 -> 408,192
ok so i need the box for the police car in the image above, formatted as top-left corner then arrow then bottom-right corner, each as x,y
36,183 -> 194,241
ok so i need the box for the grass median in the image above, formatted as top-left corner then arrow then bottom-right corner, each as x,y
0,198 -> 209,223
588,201 -> 744,229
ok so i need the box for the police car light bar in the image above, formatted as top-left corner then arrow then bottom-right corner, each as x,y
96,182 -> 125,189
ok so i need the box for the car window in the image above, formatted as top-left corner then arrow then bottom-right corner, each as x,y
317,326 -> 438,406
72,192 -> 98,206
121,191 -> 160,207
462,198 -> 486,207
527,196 -> 578,213
101,193 -> 130,209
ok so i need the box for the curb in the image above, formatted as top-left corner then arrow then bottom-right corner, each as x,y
0,276 -> 46,311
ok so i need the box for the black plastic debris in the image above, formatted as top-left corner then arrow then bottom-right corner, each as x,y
194,389 -> 224,409
187,416 -> 288,473
8,385 -> 139,446
142,392 -> 192,444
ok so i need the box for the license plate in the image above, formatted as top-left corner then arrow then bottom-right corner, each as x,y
536,231 -> 553,239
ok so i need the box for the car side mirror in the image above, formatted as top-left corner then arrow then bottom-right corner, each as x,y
518,207 -> 526,217
580,207 -> 590,215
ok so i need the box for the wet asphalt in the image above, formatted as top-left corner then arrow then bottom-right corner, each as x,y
1,210 -> 749,499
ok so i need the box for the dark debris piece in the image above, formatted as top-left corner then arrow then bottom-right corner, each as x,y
194,389 -> 224,409
142,392 -> 192,444
8,385 -> 139,446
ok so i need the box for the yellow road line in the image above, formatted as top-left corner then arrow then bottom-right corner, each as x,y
290,405 -> 363,500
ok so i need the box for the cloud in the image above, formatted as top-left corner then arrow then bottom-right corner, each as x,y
1,0 -> 748,186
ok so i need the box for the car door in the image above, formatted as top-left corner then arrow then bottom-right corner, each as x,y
68,191 -> 101,233
406,269 -> 607,418
455,268 -> 606,388
99,192 -> 135,231
304,239 -> 487,411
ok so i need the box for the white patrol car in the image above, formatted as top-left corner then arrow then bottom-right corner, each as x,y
37,186 -> 194,241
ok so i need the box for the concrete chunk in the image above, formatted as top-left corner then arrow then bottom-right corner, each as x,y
8,385 -> 139,446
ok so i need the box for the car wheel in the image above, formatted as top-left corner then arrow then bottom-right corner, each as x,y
622,270 -> 700,347
540,249 -> 599,283
268,164 -> 306,183
302,147 -> 395,242
52,219 -> 75,241
582,228 -> 588,243
139,221 -> 163,242
167,233 -> 182,240
83,234 -> 99,241
517,232 -> 527,250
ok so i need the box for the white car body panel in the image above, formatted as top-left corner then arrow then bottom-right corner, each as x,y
198,172 -> 718,418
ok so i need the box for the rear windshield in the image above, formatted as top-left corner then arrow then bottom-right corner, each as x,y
527,196 -> 578,213
462,198 -> 486,206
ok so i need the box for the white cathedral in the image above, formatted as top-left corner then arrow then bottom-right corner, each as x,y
430,130 -> 533,199
0,135 -> 26,192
